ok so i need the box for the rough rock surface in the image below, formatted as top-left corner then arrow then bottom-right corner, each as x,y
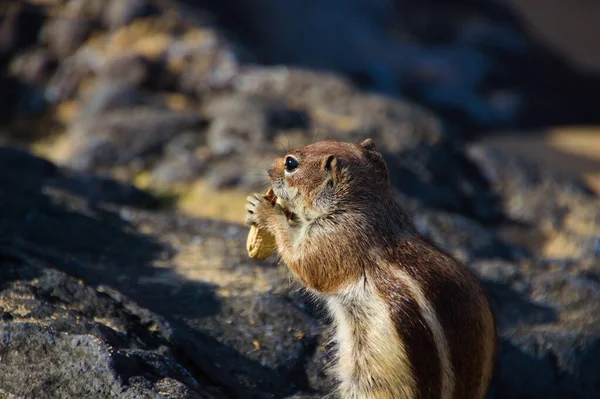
1,1 -> 599,399
0,268 -> 226,399
1,139 -> 599,398
0,146 -> 321,398
467,146 -> 600,398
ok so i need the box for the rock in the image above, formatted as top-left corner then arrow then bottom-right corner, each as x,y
42,17 -> 95,58
0,283 -> 224,399
204,93 -> 308,156
0,4 -> 49,123
0,154 -> 223,396
50,172 -> 160,208
97,54 -> 151,87
8,48 -> 57,85
467,144 -> 598,227
3,0 -> 600,140
161,25 -> 241,96
467,144 -> 600,265
414,210 -> 517,263
234,67 -> 356,109
3,124 -> 600,398
67,107 -> 206,174
468,256 -> 600,399
459,144 -> 600,398
0,76 -> 48,125
102,0 -> 159,31
45,56 -> 93,104
151,153 -> 206,186
149,133 -> 210,185
0,145 -> 157,209
62,0 -> 107,21
176,48 -> 239,95
77,82 -> 147,121
493,330 -> 600,399
0,146 -> 319,398
2,123 -> 600,398
1,0 -> 600,397
205,94 -> 273,156
204,151 -> 280,190
0,3 -> 46,61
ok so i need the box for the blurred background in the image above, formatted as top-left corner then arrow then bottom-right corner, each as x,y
1,0 -> 599,222
1,1 -> 599,398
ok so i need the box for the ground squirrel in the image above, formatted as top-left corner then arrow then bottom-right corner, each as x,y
245,138 -> 497,399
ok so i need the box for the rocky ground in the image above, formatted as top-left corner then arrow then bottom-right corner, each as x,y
1,0 -> 599,398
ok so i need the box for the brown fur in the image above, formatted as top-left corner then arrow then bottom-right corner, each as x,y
245,139 -> 497,399
388,238 -> 497,399
374,270 -> 442,398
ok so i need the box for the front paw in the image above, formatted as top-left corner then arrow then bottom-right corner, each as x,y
245,193 -> 273,227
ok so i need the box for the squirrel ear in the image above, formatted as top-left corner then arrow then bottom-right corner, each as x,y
323,154 -> 337,173
361,138 -> 389,183
359,138 -> 377,152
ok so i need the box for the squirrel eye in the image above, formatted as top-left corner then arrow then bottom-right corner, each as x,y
284,156 -> 299,172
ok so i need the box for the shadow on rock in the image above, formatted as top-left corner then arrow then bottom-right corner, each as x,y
491,334 -> 600,399
475,261 -> 600,398
483,280 -> 557,328
0,146 -> 314,398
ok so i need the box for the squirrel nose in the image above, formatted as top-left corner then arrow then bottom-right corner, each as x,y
267,165 -> 274,178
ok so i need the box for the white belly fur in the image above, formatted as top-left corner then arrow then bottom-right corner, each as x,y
326,279 -> 417,399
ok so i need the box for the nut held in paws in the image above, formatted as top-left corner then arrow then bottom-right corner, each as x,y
246,188 -> 278,260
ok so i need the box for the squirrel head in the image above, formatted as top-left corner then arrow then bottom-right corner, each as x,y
268,138 -> 390,218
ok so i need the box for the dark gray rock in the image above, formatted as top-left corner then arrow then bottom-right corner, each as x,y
467,144 -> 600,266
102,0 -> 159,31
67,107 -> 206,174
78,83 -> 148,120
8,48 -> 56,85
44,58 -> 89,104
42,18 -> 95,58
467,255 -> 600,399
467,144 -> 599,223
208,0 -> 600,132
462,142 -> 600,395
0,324 -> 124,398
2,121 -> 600,398
0,75 -> 48,124
150,133 -> 210,185
3,131 -> 600,398
414,210 -> 517,263
0,0 -> 599,396
0,3 -> 45,61
0,146 -> 320,398
204,93 -> 308,156
174,44 -> 240,96
97,55 -> 151,87
0,4 -> 48,122
50,172 -> 160,208
0,257 -> 226,399
151,153 -> 206,185
493,330 -> 600,399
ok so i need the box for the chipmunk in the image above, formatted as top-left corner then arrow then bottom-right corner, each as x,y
245,139 -> 497,399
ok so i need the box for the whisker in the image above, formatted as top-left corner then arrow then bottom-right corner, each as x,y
235,181 -> 272,201
275,139 -> 288,155
312,125 -> 319,143
312,117 -> 326,143
285,131 -> 291,152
